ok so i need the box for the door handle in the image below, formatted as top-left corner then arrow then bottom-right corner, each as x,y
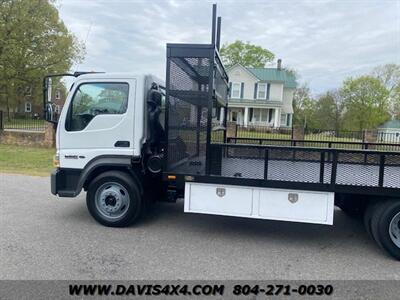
114,141 -> 130,147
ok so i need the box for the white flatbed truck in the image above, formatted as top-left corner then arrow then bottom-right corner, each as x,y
45,5 -> 400,260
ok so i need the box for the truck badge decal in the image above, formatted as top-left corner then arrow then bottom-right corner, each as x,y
216,188 -> 226,197
288,193 -> 299,204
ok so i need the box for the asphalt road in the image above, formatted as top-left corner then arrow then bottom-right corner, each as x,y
0,173 -> 399,280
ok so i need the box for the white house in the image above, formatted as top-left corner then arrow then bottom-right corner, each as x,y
227,60 -> 297,128
378,120 -> 400,143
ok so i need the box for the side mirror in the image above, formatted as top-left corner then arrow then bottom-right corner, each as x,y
45,102 -> 57,123
147,89 -> 162,108
43,76 -> 57,123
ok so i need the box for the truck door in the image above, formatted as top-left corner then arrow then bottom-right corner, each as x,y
58,79 -> 137,169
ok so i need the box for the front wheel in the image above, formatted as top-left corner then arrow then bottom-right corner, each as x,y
87,171 -> 143,227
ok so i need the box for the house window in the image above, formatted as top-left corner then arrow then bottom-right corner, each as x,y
55,105 -> 61,114
55,90 -> 61,100
257,83 -> 267,99
251,109 -> 270,123
280,114 -> 287,126
280,113 -> 291,127
25,102 -> 32,113
231,82 -> 241,99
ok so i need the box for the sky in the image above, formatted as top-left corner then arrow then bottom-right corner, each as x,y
57,0 -> 400,95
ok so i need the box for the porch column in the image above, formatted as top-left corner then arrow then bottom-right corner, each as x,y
244,107 -> 249,127
274,108 -> 280,128
219,107 -> 224,125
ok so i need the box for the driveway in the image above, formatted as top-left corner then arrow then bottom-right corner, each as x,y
0,173 -> 399,280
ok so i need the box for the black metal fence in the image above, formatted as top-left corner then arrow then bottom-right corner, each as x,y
377,131 -> 400,144
304,128 -> 364,141
0,111 -> 46,131
232,124 -> 400,145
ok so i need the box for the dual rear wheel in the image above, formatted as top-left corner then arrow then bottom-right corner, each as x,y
363,200 -> 400,260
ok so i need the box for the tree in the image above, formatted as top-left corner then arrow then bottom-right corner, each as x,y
313,90 -> 343,132
220,40 -> 274,68
292,83 -> 317,128
341,76 -> 390,131
372,64 -> 400,118
0,0 -> 84,118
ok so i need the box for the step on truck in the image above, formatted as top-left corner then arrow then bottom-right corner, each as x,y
45,5 -> 400,260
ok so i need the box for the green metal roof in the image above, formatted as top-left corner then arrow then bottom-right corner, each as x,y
379,120 -> 400,129
247,67 -> 297,88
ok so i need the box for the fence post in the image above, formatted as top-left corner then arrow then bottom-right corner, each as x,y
0,110 -> 3,131
44,122 -> 56,147
362,130 -> 366,143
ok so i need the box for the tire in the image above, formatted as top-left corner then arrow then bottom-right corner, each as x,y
363,202 -> 378,238
370,200 -> 400,260
370,201 -> 387,249
87,170 -> 143,227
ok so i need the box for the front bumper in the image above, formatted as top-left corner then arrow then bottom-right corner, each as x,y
50,168 -> 82,197
51,169 -> 59,195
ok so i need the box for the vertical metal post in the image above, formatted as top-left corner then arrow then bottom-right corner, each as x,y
216,16 -> 222,50
264,148 -> 269,180
379,154 -> 385,187
330,150 -> 338,188
319,151 -> 325,183
163,47 -> 171,170
211,4 -> 217,46
205,47 -> 215,175
196,107 -> 201,156
223,105 -> 228,143
0,110 -> 3,130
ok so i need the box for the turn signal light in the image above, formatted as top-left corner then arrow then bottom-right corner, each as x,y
53,154 -> 60,168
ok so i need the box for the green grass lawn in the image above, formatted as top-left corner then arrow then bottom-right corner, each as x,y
0,144 -> 54,176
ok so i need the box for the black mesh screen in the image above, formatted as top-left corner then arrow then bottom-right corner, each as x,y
169,57 -> 210,92
166,45 -> 229,175
214,57 -> 228,101
208,144 -> 400,190
166,54 -> 211,175
167,95 -> 208,174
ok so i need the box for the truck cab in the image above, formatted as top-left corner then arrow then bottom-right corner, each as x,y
49,73 -> 166,226
55,73 -> 162,171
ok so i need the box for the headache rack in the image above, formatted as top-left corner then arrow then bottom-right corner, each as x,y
164,4 -> 228,176
163,4 -> 400,197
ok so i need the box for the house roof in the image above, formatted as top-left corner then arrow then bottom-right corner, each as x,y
379,120 -> 400,129
247,67 -> 297,88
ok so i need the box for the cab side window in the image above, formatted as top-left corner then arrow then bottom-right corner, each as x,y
66,82 -> 129,131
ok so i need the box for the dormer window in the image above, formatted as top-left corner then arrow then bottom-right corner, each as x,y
257,83 -> 268,99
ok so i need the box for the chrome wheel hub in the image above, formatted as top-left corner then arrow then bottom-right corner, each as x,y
389,212 -> 400,249
95,182 -> 130,220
